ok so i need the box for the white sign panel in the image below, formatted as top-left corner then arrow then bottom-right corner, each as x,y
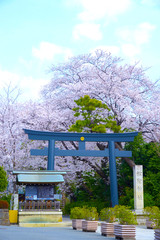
133,165 -> 144,211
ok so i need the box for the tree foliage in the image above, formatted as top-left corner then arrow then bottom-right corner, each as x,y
69,95 -> 121,133
69,170 -> 110,203
0,166 -> 8,192
118,133 -> 160,207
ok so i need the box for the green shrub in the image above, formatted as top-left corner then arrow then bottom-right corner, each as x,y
63,200 -> 109,215
83,207 -> 99,221
144,206 -> 160,229
144,206 -> 159,217
114,205 -> 137,225
70,206 -> 99,221
100,207 -> 116,223
0,200 -> 9,209
70,207 -> 84,219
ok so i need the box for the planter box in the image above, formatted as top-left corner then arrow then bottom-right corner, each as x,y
72,219 -> 83,230
101,222 -> 114,237
82,220 -> 98,232
154,229 -> 160,240
146,219 -> 156,229
0,209 -> 10,226
114,224 -> 136,240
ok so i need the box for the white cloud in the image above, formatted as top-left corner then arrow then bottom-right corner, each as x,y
32,42 -> 73,61
0,68 -> 47,101
19,76 -> 48,101
0,69 -> 19,89
72,0 -> 132,41
117,22 -> 156,58
134,22 -> 156,45
121,44 -> 140,57
117,22 -> 156,46
73,23 -> 102,40
77,0 -> 132,21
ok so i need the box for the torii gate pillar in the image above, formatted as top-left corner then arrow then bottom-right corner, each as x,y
109,141 -> 118,206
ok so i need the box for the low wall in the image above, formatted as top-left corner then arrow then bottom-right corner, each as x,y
19,210 -> 62,227
0,209 -> 10,226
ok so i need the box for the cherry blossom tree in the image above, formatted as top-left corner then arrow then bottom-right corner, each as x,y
39,50 -> 160,197
42,49 -> 160,141
0,85 -> 57,191
40,50 -> 160,175
0,49 -> 160,197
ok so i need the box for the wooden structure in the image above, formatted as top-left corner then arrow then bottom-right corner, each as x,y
13,170 -> 66,227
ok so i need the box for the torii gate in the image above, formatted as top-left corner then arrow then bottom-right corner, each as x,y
24,129 -> 138,207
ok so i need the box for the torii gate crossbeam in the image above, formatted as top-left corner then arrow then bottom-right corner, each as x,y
24,129 -> 138,207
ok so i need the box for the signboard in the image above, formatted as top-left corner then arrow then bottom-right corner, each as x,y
38,186 -> 54,200
25,185 -> 54,200
133,165 -> 144,211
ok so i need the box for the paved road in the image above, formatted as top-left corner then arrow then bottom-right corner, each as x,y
0,225 -> 154,240
0,226 -> 103,240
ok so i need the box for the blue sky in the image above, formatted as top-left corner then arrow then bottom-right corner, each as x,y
0,0 -> 159,101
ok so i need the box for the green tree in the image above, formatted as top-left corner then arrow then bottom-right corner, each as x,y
118,133 -> 160,207
69,95 -> 121,133
67,95 -> 124,206
69,95 -> 135,169
71,170 -> 110,202
0,166 -> 8,192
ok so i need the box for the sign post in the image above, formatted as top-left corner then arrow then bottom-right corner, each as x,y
133,165 -> 144,213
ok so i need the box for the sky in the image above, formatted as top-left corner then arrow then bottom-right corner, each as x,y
0,0 -> 159,101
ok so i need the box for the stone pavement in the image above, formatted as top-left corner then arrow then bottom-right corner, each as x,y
0,217 -> 155,240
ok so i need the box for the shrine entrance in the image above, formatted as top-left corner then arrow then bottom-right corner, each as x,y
24,129 -> 138,207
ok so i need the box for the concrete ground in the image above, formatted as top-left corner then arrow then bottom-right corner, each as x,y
0,218 -> 155,240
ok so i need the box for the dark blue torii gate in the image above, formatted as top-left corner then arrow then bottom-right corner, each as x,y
24,129 -> 138,207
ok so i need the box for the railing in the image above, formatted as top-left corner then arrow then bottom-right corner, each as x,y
19,200 -> 60,210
